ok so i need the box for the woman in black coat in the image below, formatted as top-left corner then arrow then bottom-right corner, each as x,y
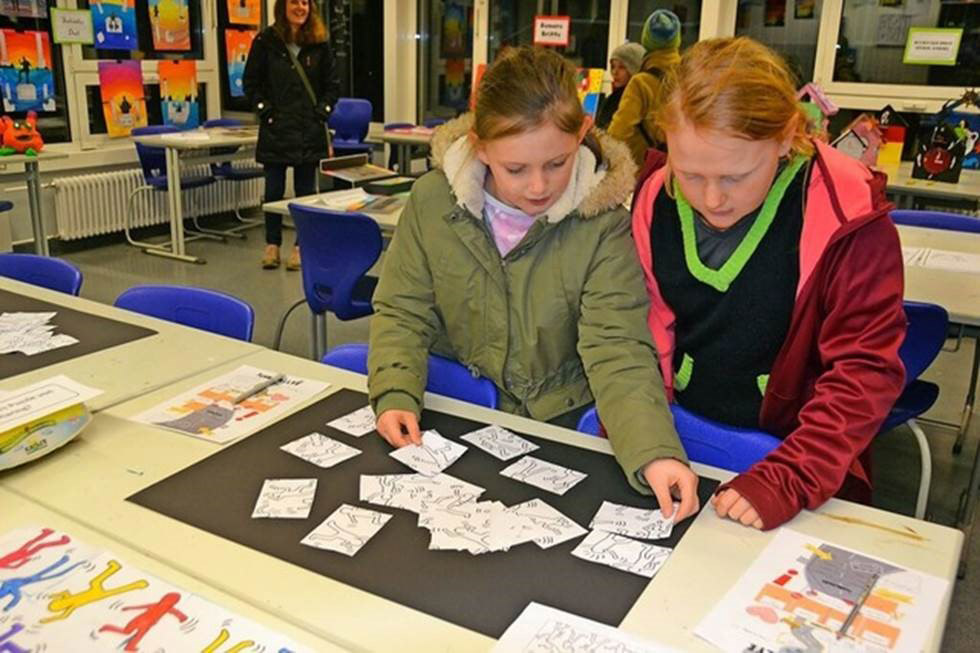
243,0 -> 338,270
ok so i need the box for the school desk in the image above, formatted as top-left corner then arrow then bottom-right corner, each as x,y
374,127 -> 434,176
0,347 -> 963,651
0,487 -> 346,652
0,150 -> 69,256
262,189 -> 405,234
0,277 -> 261,411
884,162 -> 980,211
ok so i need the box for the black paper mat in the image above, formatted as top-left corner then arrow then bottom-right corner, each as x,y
0,289 -> 157,380
129,388 -> 718,638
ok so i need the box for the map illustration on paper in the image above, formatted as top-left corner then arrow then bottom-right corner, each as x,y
695,528 -> 950,653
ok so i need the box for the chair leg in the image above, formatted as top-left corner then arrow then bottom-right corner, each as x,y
232,181 -> 262,227
311,311 -> 327,361
907,418 -> 932,520
125,186 -> 169,251
185,188 -> 240,240
952,337 -> 979,455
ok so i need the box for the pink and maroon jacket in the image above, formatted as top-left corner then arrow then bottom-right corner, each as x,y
632,141 -> 907,529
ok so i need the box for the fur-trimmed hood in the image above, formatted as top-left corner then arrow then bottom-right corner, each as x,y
428,113 -> 636,223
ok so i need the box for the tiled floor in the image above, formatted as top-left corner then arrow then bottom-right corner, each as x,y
58,220 -> 979,651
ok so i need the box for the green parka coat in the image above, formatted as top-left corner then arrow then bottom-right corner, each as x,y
367,113 -> 686,492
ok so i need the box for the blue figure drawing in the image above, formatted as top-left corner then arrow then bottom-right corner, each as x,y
0,554 -> 83,612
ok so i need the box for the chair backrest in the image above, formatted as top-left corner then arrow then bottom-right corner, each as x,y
0,201 -> 12,213
131,125 -> 178,182
891,210 -> 980,234
114,284 -> 254,341
576,403 -> 781,473
329,98 -> 372,142
288,204 -> 383,319
422,118 -> 446,128
321,343 -> 498,409
0,253 -> 82,295
384,122 -> 415,130
899,301 -> 949,384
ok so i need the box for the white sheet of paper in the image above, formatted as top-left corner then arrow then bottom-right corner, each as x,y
494,602 -> 678,653
694,527 -> 950,653
359,472 -> 485,513
505,498 -> 588,549
389,429 -> 467,476
460,424 -> 539,461
132,365 -> 329,444
420,500 -> 512,554
589,500 -> 675,540
571,530 -> 672,578
326,405 -> 377,437
921,247 -> 980,274
0,311 -> 78,357
499,456 -> 587,495
301,504 -> 392,556
251,478 -> 317,519
0,375 -> 102,432
280,432 -> 361,468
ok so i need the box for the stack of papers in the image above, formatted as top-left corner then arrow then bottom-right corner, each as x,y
0,311 -> 78,356
315,187 -> 373,211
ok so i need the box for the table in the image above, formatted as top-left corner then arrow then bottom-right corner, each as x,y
130,127 -> 259,264
884,162 -> 980,211
262,189 -> 406,234
0,277 -> 261,412
376,127 -> 434,175
0,151 -> 69,256
0,347 -> 962,651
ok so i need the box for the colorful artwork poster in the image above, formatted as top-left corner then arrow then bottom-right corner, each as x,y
795,0 -> 815,19
226,0 -> 260,27
98,60 -> 147,137
159,59 -> 198,129
149,0 -> 191,51
441,2 -> 467,57
575,67 -> 603,115
0,0 -> 47,19
91,0 -> 139,51
0,29 -> 56,113
439,58 -> 467,109
951,112 -> 980,170
224,28 -> 256,98
764,0 -> 786,26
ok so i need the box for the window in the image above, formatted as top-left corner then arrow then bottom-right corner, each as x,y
488,0 -> 610,68
78,0 -> 206,61
735,0 -> 822,84
627,1 -> 702,53
418,0 -> 474,122
350,0 -> 384,122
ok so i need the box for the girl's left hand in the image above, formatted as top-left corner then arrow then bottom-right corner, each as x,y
712,488 -> 763,529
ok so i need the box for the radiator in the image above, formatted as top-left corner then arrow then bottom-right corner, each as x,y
53,163 -> 263,240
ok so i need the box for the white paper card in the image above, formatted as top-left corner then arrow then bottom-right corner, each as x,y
589,500 -> 675,540
0,375 -> 102,433
280,432 -> 361,468
389,429 -> 467,476
251,478 -> 317,519
359,472 -> 485,513
460,424 -> 539,461
499,456 -> 587,495
506,498 -> 588,549
571,530 -> 672,578
301,504 -> 391,556
326,405 -> 377,437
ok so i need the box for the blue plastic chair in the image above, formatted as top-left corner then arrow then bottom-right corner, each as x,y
891,210 -> 980,234
0,201 -> 12,213
0,253 -> 83,295
201,118 -> 263,233
288,203 -> 383,360
321,342 -> 499,409
114,284 -> 254,341
124,125 -> 220,252
422,118 -> 447,128
329,98 -> 373,155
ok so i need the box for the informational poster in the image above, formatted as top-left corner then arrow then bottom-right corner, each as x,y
0,29 -> 56,113
903,27 -> 963,66
91,0 -> 139,51
224,28 -> 256,98
149,0 -> 191,51
533,15 -> 570,47
0,0 -> 47,19
226,0 -> 260,27
50,8 -> 96,45
158,59 -> 198,129
98,60 -> 147,137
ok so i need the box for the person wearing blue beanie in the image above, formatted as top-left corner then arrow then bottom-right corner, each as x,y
641,9 -> 682,52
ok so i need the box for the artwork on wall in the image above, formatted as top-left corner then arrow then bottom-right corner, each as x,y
0,0 -> 47,19
226,0 -> 260,27
149,0 -> 191,51
224,28 -> 256,98
794,0 -> 815,19
0,28 -> 56,113
91,0 -> 139,51
159,59 -> 198,129
764,0 -> 786,26
440,2 -> 467,57
98,60 -> 147,137
439,58 -> 467,110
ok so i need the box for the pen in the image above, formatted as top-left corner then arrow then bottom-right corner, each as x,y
837,572 -> 878,640
231,373 -> 286,404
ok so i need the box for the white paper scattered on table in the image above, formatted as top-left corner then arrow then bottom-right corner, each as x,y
589,500 -> 675,540
280,432 -> 361,468
132,365 -> 329,444
503,498 -> 588,549
0,375 -> 102,433
571,530 -> 672,578
389,429 -> 468,476
493,602 -> 678,653
499,455 -> 587,495
694,527 -> 950,653
359,472 -> 485,513
902,246 -> 980,273
326,404 -> 377,437
460,424 -> 539,460
0,311 -> 78,356
251,478 -> 317,519
301,504 -> 392,556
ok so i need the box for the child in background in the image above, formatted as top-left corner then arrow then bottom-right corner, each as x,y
632,37 -> 906,530
595,42 -> 645,130
369,46 -> 699,522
